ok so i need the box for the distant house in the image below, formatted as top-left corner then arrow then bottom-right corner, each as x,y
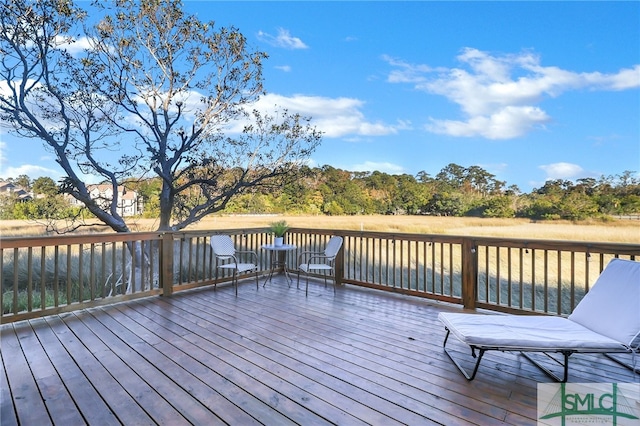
0,181 -> 33,201
66,184 -> 142,216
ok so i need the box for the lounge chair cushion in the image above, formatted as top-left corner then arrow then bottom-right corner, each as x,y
567,259 -> 640,348
438,313 -> 628,351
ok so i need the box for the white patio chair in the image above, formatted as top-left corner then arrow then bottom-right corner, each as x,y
297,236 -> 343,296
210,235 -> 259,295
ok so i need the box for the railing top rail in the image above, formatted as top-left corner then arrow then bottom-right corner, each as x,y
2,227 -> 638,254
175,228 -> 269,239
465,235 -> 640,254
0,231 -> 164,248
288,229 -> 639,254
289,228 -> 468,243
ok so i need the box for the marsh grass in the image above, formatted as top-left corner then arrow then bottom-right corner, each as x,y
2,216 -> 637,242
2,289 -> 68,314
2,237 -> 231,314
344,238 -> 462,297
188,215 -> 638,243
2,244 -> 128,314
341,234 -> 629,315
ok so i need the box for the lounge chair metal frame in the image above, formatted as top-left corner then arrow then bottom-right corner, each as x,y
441,328 -> 625,382
439,258 -> 640,382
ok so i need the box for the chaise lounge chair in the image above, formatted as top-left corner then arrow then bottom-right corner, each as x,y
438,258 -> 640,382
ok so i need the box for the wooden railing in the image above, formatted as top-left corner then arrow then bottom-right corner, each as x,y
2,227 -> 639,322
470,237 -> 640,315
1,232 -> 165,322
313,230 -> 639,315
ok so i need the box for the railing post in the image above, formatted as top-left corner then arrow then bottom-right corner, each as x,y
462,238 -> 477,310
161,232 -> 174,297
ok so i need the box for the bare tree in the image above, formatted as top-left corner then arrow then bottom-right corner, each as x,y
85,0 -> 321,231
1,0 -> 321,291
2,0 -> 321,232
1,0 -> 131,233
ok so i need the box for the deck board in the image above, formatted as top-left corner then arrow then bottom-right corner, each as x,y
17,319 -> 88,425
2,277 -> 637,425
0,350 -> 18,426
44,315 -> 156,425
2,324 -> 55,425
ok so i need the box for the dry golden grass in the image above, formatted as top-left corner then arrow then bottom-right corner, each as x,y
1,215 -> 638,243
186,215 -> 639,244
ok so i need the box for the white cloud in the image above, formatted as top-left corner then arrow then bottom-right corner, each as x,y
123,89 -> 405,140
382,54 -> 436,84
275,65 -> 292,72
241,93 -> 403,138
0,141 -> 6,165
0,164 -> 62,181
385,48 -> 640,140
539,162 -> 585,180
257,28 -> 308,50
350,161 -> 405,174
426,105 -> 549,139
54,35 -> 93,55
610,65 -> 640,89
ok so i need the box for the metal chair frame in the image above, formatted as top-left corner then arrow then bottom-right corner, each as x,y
297,236 -> 343,296
210,235 -> 259,295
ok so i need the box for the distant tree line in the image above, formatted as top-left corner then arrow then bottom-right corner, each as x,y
2,164 -> 638,221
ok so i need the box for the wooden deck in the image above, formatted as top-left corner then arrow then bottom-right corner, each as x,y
2,276 -> 637,425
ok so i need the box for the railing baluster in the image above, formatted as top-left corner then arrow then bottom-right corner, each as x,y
531,249 -> 536,312
439,242 -> 444,294
89,244 -> 95,301
518,248 -> 524,309
13,248 -> 19,314
481,246 -> 487,303
415,241 -> 420,292
121,242 -> 128,293
420,240 -> 424,292
585,251 -> 590,294
543,250 -> 548,313
27,247 -> 33,312
570,251 -> 576,312
151,239 -> 157,290
365,236 -> 370,283
358,236 -> 363,282
40,247 -> 46,311
178,237 -> 185,284
1,229 -> 638,322
66,245 -> 72,306
400,239 -> 405,290
496,246 -> 501,306
100,243 -> 106,298
140,240 -> 147,290
110,242 -> 116,296
378,237 -> 383,286
195,237 -> 201,283
556,250 -> 562,315
78,243 -> 84,303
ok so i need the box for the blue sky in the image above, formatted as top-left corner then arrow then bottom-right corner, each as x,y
1,1 -> 639,192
